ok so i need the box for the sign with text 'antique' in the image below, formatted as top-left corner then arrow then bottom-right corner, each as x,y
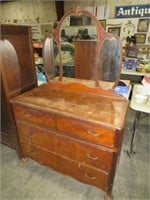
115,4 -> 150,18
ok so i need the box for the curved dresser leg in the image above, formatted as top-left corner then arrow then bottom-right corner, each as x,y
103,192 -> 113,200
21,157 -> 29,163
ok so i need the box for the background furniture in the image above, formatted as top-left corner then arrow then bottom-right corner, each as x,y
121,68 -> 150,84
1,25 -> 37,151
128,84 -> 150,156
74,40 -> 96,79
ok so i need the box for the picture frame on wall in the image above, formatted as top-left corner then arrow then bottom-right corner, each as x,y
137,19 -> 149,32
70,15 -> 91,26
99,20 -> 106,30
135,33 -> 146,44
40,24 -> 52,38
108,27 -> 121,36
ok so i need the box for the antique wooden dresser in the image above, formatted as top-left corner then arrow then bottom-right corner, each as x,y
11,80 -> 128,199
11,7 -> 129,200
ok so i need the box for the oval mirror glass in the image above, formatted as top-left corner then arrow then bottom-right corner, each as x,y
96,37 -> 122,89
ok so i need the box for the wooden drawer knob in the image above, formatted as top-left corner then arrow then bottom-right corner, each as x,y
85,173 -> 96,180
24,113 -> 31,117
87,130 -> 101,137
86,153 -> 98,160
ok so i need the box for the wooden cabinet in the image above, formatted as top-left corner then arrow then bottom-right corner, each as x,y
74,40 -> 96,79
1,24 -> 37,150
11,81 -> 128,197
1,25 -> 37,92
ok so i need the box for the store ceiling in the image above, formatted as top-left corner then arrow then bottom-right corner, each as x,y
1,1 -> 15,2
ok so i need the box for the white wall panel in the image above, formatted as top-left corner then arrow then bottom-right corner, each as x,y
32,1 -> 56,23
1,2 -> 18,23
16,1 -> 34,23
64,0 -> 150,19
1,1 -> 57,24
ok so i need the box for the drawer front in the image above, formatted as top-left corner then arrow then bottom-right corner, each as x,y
17,122 -> 115,172
56,117 -> 116,148
13,104 -> 117,148
13,104 -> 56,130
20,143 -> 110,192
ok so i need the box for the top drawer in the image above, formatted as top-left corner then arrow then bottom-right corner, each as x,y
12,104 -> 56,130
13,104 -> 118,148
56,116 -> 116,148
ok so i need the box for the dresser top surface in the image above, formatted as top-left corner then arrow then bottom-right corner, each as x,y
12,81 -> 128,130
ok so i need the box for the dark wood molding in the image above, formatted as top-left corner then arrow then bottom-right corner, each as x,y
55,0 -> 64,21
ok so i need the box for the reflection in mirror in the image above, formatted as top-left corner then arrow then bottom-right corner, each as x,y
43,36 -> 56,81
54,40 -> 74,77
60,15 -> 96,41
58,14 -> 97,78
95,36 -> 121,89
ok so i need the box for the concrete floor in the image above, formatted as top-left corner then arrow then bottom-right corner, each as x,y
1,108 -> 150,200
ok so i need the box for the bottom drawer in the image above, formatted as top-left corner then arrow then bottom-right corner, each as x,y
21,142 -> 110,192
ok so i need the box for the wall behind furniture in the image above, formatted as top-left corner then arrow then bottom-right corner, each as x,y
1,0 -> 149,41
64,0 -> 150,19
1,0 -> 149,24
1,1 -> 57,24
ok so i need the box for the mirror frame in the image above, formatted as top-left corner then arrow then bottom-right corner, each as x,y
43,7 -> 122,89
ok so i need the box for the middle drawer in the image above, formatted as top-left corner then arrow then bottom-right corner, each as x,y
17,122 -> 116,172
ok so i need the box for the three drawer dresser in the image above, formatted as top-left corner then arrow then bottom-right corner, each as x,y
11,81 -> 128,199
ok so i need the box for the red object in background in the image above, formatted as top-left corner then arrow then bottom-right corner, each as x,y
143,75 -> 150,83
33,43 -> 42,48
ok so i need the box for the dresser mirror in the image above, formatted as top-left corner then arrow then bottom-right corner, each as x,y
43,7 -> 122,90
96,37 -> 121,87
